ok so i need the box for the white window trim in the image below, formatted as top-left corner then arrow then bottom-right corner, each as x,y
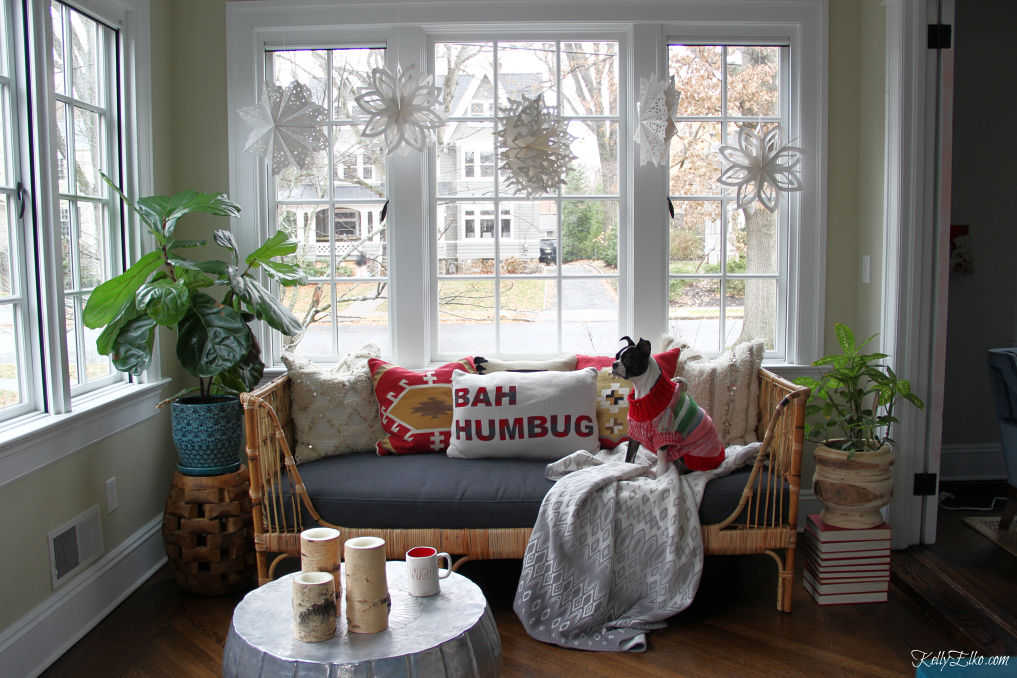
227,0 -> 826,368
0,0 -> 160,480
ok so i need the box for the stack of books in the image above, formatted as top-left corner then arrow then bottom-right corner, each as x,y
803,514 -> 891,604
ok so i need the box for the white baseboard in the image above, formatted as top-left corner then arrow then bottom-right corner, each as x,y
0,514 -> 166,678
940,443 -> 1007,481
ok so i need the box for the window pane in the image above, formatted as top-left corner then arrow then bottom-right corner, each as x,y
562,278 -> 617,354
729,204 -> 777,275
668,278 -> 721,353
0,303 -> 22,410
73,107 -> 102,196
70,10 -> 99,106
51,3 -> 65,96
0,198 -> 10,296
726,46 -> 779,118
436,42 -> 494,119
77,200 -> 105,289
498,42 -> 556,104
560,41 -> 618,116
669,200 -> 721,274
669,121 -> 722,197
728,277 -> 776,350
565,120 -> 617,195
333,48 -> 385,120
333,126 -> 386,196
498,200 -> 556,275
65,297 -> 79,386
669,45 -> 722,117
561,200 -> 617,274
439,122 -> 495,197
498,279 -> 557,352
56,101 -> 69,194
276,149 -> 329,200
82,293 -> 112,382
272,49 -> 328,109
60,198 -> 73,290
438,279 -> 495,355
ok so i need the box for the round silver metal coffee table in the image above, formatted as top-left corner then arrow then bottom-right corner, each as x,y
222,561 -> 501,677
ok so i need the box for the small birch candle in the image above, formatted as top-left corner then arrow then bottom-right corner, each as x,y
343,536 -> 390,633
291,571 -> 337,642
300,527 -> 341,598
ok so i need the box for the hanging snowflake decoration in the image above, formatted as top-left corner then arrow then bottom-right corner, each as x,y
717,124 -> 804,212
354,63 -> 445,154
495,94 -> 576,197
238,81 -> 328,176
634,75 -> 681,166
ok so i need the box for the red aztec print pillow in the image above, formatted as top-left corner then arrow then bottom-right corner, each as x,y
575,346 -> 681,449
368,357 -> 476,455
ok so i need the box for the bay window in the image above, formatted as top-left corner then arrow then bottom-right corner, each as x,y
227,0 -> 825,368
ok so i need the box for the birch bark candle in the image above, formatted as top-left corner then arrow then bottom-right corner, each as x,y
343,536 -> 390,633
291,571 -> 337,642
300,527 -> 341,598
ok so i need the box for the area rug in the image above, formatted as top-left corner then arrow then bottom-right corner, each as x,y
962,515 -> 1017,559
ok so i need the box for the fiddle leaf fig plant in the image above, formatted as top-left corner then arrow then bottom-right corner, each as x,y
793,323 -> 925,454
83,175 -> 306,399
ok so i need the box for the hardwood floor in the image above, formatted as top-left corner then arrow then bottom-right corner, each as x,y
40,506 -> 1012,678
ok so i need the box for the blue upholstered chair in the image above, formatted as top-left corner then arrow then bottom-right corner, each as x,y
987,348 -> 1017,528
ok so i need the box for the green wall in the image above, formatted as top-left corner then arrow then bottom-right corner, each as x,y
0,0 -> 888,636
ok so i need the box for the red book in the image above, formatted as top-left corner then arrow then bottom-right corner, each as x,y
806,514 -> 891,542
805,562 -> 889,584
803,568 -> 889,595
803,540 -> 891,563
804,533 -> 891,555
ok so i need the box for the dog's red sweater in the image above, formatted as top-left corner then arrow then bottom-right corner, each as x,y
626,376 -> 724,471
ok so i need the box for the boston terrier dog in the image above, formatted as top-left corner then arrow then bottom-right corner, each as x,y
613,337 -> 725,471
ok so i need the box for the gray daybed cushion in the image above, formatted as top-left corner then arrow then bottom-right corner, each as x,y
290,455 -> 776,530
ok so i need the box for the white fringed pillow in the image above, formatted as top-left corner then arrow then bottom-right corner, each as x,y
282,345 -> 386,463
447,368 -> 600,460
676,339 -> 765,445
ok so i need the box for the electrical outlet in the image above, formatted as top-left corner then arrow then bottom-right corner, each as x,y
105,477 -> 118,513
862,255 -> 870,285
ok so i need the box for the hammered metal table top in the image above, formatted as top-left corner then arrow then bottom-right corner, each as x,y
223,561 -> 501,677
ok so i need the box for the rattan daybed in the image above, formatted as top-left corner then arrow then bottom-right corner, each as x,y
240,368 -> 808,612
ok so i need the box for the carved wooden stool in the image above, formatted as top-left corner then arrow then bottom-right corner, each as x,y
163,466 -> 256,595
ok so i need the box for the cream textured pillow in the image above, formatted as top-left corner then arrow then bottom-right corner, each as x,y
282,345 -> 386,463
474,355 -> 577,373
447,368 -> 600,460
676,339 -> 765,445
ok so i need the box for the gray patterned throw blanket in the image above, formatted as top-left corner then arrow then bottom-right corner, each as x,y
513,442 -> 760,652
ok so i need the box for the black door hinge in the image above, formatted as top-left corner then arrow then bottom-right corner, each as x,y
928,24 -> 952,49
914,472 -> 938,496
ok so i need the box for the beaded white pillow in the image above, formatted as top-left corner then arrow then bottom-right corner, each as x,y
282,345 -> 386,463
676,339 -> 765,445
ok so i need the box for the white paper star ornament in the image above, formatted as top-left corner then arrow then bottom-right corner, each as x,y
717,124 -> 804,212
354,63 -> 445,154
635,75 -> 680,166
495,94 -> 576,197
238,81 -> 328,175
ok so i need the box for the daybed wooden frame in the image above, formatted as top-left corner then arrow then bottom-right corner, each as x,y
240,368 -> 809,612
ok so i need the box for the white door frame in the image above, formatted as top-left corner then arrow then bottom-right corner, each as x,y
883,0 -> 954,547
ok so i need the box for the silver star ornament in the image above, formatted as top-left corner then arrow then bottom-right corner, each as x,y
238,81 -> 328,176
495,94 -> 576,197
717,124 -> 804,212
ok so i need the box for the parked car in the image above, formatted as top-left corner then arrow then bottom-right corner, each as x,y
538,238 -> 557,265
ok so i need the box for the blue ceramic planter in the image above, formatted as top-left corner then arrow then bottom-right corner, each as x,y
171,395 -> 243,476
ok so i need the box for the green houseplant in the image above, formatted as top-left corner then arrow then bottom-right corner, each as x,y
83,177 -> 306,474
794,323 -> 925,528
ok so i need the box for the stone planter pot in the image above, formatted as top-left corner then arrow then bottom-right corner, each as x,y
812,442 -> 894,528
171,395 -> 243,476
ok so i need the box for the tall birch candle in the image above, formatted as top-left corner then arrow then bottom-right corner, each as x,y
291,571 -> 337,642
300,527 -> 341,598
343,536 -> 390,633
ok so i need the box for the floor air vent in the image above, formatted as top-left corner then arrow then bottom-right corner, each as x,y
48,505 -> 104,589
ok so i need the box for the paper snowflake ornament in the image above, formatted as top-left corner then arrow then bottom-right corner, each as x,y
354,63 -> 445,154
634,75 -> 681,166
717,124 -> 804,212
495,94 -> 576,197
238,81 -> 328,176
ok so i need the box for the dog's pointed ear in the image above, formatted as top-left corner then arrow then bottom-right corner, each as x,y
636,338 -> 652,355
619,336 -> 635,347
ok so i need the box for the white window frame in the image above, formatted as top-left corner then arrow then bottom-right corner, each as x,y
226,0 -> 826,370
0,0 -> 163,488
